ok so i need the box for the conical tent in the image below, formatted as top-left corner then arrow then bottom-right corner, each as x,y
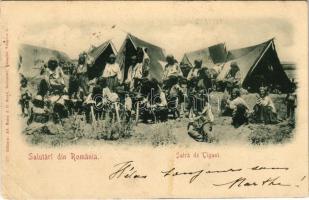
117,33 -> 166,82
87,40 -> 117,79
18,44 -> 71,78
217,39 -> 292,92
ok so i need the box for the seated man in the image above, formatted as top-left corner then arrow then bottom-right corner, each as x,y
187,102 -> 214,142
253,87 -> 277,124
223,61 -> 242,94
84,84 -> 104,123
154,88 -> 169,122
167,77 -> 184,119
227,88 -> 249,128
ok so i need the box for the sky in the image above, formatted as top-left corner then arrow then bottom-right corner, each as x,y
14,3 -> 295,62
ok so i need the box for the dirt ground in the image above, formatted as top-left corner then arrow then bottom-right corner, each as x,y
22,92 -> 295,147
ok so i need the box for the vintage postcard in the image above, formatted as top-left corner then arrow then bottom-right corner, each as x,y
0,1 -> 308,199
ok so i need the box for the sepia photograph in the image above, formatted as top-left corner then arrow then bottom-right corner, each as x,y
18,12 -> 297,147
1,2 -> 308,199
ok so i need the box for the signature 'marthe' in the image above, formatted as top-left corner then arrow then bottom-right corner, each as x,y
213,176 -> 291,189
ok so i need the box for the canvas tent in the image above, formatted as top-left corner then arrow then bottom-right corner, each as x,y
181,43 -> 227,67
18,44 -> 71,78
117,33 -> 166,82
217,39 -> 292,92
180,43 -> 227,77
87,40 -> 117,79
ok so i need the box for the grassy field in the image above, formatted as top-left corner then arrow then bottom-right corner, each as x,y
22,91 -> 295,147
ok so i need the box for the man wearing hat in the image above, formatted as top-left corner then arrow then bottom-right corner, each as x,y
102,53 -> 122,92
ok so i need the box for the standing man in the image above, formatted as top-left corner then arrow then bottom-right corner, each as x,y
187,59 -> 202,91
163,55 -> 183,90
76,53 -> 89,94
163,55 -> 183,80
187,59 -> 202,81
45,58 -> 65,94
102,53 -> 122,92
125,55 -> 143,92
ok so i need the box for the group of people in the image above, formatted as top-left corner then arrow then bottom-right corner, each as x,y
19,46 -> 297,142
221,85 -> 297,128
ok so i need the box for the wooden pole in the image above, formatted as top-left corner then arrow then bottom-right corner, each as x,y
135,102 -> 139,124
90,105 -> 96,124
114,102 -> 120,123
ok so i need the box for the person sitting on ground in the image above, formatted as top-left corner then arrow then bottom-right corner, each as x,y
253,86 -> 278,124
27,95 -> 49,124
51,93 -> 69,123
166,76 -> 184,119
227,88 -> 249,128
86,77 -> 121,122
151,86 -> 169,122
84,85 -> 104,123
102,54 -> 122,92
102,80 -> 119,104
187,101 -> 214,142
224,61 -> 242,94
